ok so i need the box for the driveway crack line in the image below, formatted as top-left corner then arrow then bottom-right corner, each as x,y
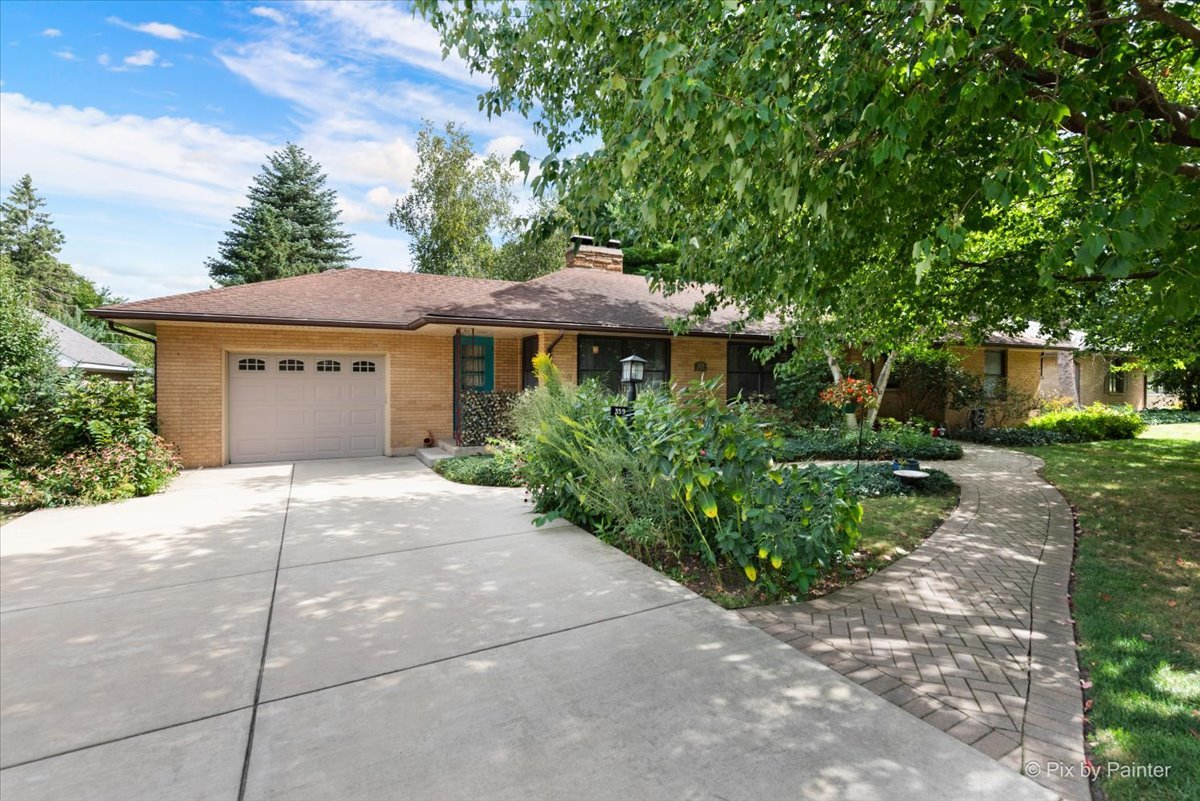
237,464 -> 295,801
258,596 -> 703,708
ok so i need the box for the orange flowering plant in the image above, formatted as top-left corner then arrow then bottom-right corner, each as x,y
818,377 -> 881,410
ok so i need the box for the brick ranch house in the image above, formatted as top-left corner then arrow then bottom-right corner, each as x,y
92,243 -> 1163,469
92,243 -> 781,468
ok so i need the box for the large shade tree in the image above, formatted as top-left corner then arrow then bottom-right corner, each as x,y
418,0 -> 1199,366
208,143 -> 355,286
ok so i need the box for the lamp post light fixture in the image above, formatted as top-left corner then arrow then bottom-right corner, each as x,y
619,354 -> 647,403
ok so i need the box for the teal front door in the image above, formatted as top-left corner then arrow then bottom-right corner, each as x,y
459,335 -> 494,392
454,334 -> 494,434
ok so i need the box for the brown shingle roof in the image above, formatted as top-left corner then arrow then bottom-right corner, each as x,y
92,267 -> 775,337
423,268 -> 776,336
92,269 -> 518,329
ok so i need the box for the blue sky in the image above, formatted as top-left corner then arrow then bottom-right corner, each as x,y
0,1 -> 544,300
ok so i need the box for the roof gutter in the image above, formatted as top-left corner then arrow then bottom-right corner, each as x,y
106,320 -> 157,344
89,308 -> 776,341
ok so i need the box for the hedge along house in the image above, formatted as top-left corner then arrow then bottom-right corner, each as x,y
90,241 -> 776,468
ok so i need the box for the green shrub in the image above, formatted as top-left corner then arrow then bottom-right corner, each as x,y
51,376 -> 156,452
1,433 -> 178,510
774,355 -> 841,426
948,427 -> 1072,447
511,354 -> 863,589
1140,408 -> 1200,425
433,454 -> 521,487
1,268 -> 62,469
1028,402 -> 1147,441
780,428 -> 963,461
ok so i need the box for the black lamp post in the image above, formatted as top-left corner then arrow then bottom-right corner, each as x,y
619,354 -> 647,403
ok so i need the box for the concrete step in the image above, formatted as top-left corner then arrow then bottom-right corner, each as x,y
433,438 -> 489,457
415,448 -> 454,468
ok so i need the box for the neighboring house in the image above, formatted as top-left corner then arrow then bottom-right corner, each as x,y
91,242 -> 777,468
35,311 -> 137,378
1037,330 -> 1172,410
874,331 -> 1075,427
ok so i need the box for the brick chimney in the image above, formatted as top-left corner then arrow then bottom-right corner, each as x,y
565,234 -> 624,273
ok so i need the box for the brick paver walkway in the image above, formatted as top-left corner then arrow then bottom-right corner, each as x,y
741,446 -> 1089,801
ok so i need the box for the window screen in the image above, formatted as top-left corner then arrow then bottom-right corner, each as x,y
577,336 -> 669,394
726,343 -> 781,400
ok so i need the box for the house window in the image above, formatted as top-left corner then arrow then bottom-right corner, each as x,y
237,358 -> 265,372
316,359 -> 341,373
727,343 -> 782,400
352,360 -> 376,373
577,335 -> 669,394
983,350 -> 1007,398
278,358 -> 305,372
522,335 -> 539,390
1106,366 -> 1127,394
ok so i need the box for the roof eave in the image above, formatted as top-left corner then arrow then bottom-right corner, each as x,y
415,313 -> 775,340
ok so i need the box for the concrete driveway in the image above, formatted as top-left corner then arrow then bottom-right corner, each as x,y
0,458 -> 1053,801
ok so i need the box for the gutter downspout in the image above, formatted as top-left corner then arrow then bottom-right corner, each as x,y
545,330 -> 565,356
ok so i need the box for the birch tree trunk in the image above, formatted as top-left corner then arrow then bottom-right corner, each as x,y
823,347 -> 858,429
865,350 -> 897,427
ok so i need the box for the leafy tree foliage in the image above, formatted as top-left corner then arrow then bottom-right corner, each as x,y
0,176 -> 151,367
389,121 -> 568,280
1150,358 -> 1200,409
208,143 -> 355,286
420,0 -> 1199,361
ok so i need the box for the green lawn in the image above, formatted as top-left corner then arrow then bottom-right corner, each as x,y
1028,427 -> 1199,801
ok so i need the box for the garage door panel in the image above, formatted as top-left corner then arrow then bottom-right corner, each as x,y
229,353 -> 385,464
349,384 -> 381,402
349,409 -> 379,426
274,385 -> 307,403
313,410 -> 344,427
313,437 -> 344,454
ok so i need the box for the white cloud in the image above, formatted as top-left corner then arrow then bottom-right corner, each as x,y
124,49 -> 159,67
366,186 -> 397,207
297,0 -> 489,88
0,92 -> 267,221
336,196 -> 381,224
42,28 -> 62,38
97,54 -> 111,67
250,6 -> 288,25
106,17 -> 198,41
53,50 -> 80,62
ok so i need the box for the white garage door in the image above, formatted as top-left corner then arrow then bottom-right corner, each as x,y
228,353 -> 385,464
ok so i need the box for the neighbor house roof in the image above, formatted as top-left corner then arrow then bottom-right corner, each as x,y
36,311 -> 137,374
91,267 -> 775,339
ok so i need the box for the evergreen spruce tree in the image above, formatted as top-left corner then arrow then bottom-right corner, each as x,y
0,174 -> 73,308
207,143 -> 355,286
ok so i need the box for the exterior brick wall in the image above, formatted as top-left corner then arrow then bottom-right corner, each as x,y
943,346 -> 1042,427
157,321 -> 776,468
156,323 -> 454,468
1077,353 -> 1146,409
492,336 -> 521,392
670,338 -> 727,392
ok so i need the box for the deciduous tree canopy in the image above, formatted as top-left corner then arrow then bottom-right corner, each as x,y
390,121 -> 568,281
420,0 -> 1198,362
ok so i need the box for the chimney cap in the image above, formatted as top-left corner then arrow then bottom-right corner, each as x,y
605,239 -> 622,248
570,234 -> 595,246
